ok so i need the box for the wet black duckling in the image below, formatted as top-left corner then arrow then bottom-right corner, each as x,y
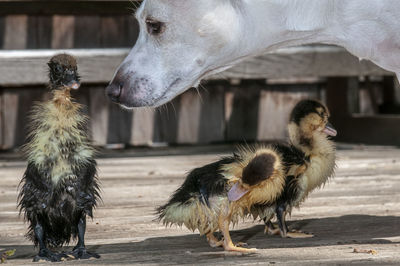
252,99 -> 337,238
18,54 -> 100,262
157,147 -> 286,252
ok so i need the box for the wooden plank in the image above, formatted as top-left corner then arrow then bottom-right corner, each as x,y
100,16 -> 129,48
257,85 -> 318,140
176,89 -> 202,144
0,46 -> 393,86
26,15 -> 52,49
130,108 -> 155,146
74,16 -> 101,48
0,89 -> 3,148
152,97 -> 180,144
89,87 -> 109,146
107,103 -> 133,145
0,16 -> 5,48
1,88 -> 45,149
197,82 -> 225,143
2,15 -> 27,49
0,1 -> 139,15
225,80 -> 262,141
122,15 -> 139,46
0,49 -> 127,86
326,77 -> 352,117
347,77 -> 360,114
216,46 -> 393,80
51,15 -> 75,49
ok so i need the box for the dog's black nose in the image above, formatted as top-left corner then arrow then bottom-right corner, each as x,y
106,81 -> 123,102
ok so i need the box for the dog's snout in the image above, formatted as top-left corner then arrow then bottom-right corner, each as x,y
106,69 -> 160,108
106,80 -> 123,102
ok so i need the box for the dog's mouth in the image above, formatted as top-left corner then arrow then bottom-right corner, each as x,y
118,77 -> 183,108
153,66 -> 231,107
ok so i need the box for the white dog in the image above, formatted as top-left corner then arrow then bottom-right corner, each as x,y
106,0 -> 400,108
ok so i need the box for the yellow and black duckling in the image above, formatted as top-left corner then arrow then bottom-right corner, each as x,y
157,146 -> 286,252
157,99 -> 336,252
252,99 -> 337,238
18,54 -> 100,262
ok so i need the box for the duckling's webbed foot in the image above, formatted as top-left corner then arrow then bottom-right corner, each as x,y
206,233 -> 223,248
223,241 -> 257,253
68,217 -> 100,260
33,249 -> 67,262
218,215 -> 257,253
286,230 -> 314,238
69,247 -> 100,260
234,242 -> 249,247
264,220 -> 280,235
33,223 -> 67,262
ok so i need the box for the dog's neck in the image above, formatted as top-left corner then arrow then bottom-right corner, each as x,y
236,0 -> 340,57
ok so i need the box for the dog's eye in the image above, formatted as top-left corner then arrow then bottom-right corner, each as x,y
146,18 -> 164,35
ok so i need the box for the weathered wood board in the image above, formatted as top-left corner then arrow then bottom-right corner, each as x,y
0,82 -> 317,149
0,145 -> 399,265
0,46 -> 393,86
0,1 -> 140,16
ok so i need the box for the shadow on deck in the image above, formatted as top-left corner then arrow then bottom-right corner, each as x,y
3,214 -> 399,264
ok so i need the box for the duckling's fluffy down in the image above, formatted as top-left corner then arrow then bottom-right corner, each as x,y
18,92 -> 99,247
157,146 -> 286,235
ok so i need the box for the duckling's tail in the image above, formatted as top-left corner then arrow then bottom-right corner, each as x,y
156,157 -> 234,235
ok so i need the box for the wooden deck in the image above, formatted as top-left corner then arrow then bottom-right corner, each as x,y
1,145 -> 400,265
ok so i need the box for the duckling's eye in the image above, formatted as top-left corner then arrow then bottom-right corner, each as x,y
56,65 -> 63,73
146,18 -> 165,35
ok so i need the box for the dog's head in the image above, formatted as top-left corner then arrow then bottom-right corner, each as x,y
106,0 -> 243,108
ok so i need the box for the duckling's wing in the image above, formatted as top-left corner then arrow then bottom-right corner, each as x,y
271,143 -> 308,170
156,156 -> 234,219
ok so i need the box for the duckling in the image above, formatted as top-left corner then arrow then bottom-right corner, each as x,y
157,99 -> 336,251
252,99 -> 337,238
157,147 -> 286,252
18,54 -> 100,262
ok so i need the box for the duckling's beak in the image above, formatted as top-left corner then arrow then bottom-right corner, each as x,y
323,122 -> 337,136
64,70 -> 80,90
228,182 -> 249,202
66,80 -> 81,90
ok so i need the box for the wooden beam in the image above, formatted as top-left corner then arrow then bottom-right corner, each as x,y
219,46 -> 392,80
0,1 -> 140,15
0,49 -> 128,86
0,46 -> 395,86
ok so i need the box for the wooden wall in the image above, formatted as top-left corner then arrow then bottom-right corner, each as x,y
0,14 -> 138,50
0,80 -> 320,149
0,9 -> 137,149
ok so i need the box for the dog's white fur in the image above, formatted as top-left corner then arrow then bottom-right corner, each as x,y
108,0 -> 400,108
